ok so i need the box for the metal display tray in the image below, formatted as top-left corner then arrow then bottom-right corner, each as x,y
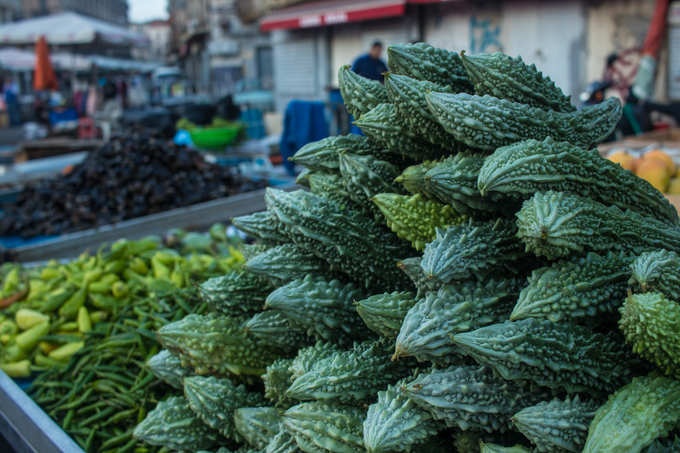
0,370 -> 84,453
11,188 -> 273,262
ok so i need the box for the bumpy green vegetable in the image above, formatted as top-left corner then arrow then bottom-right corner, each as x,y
244,310 -> 311,354
397,256 -> 441,298
373,193 -> 466,251
290,342 -> 341,381
480,443 -> 531,453
420,218 -> 527,285
477,137 -> 678,225
183,375 -> 266,439
403,365 -> 550,433
395,160 -> 438,195
265,275 -> 371,345
355,104 -> 446,161
158,313 -> 279,376
387,42 -> 472,91
516,191 -> 680,260
460,52 -> 574,112
629,249 -> 680,299
355,291 -> 416,338
395,278 -> 521,364
363,382 -> 437,453
133,396 -> 219,451
234,407 -> 282,449
290,134 -> 389,173
308,172 -> 358,212
263,358 -> 295,407
338,65 -> 389,119
426,92 -> 622,150
265,189 -> 412,291
512,397 -> 599,453
453,318 -> 637,393
283,402 -> 365,453
619,292 -> 680,378
425,152 -> 512,217
246,244 -> 335,284
583,374 -> 680,453
644,437 -> 680,453
510,252 -> 632,322
267,430 -> 301,453
232,211 -> 289,245
338,152 -> 404,211
200,271 -> 275,316
286,340 -> 411,403
453,431 -> 484,453
147,349 -> 191,390
385,73 -> 462,149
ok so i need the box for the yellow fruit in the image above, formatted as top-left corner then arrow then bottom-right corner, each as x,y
668,178 -> 680,194
636,158 -> 671,193
643,150 -> 675,176
607,150 -> 635,171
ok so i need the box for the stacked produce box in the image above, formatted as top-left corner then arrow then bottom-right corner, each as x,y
3,42 -> 680,453
121,44 -> 680,453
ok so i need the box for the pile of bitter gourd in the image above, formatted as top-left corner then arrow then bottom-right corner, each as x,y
132,43 -> 680,453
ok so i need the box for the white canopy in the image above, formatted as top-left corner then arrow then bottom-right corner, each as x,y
0,48 -> 159,72
0,12 -> 148,46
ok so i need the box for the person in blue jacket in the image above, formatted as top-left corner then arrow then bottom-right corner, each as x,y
351,41 -> 387,82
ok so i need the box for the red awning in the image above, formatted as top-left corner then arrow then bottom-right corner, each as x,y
260,0 -> 429,31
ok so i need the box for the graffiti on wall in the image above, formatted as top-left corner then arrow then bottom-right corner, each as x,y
469,15 -> 503,53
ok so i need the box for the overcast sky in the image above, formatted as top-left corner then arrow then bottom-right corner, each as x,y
129,0 -> 168,23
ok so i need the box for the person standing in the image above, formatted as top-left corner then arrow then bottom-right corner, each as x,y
351,41 -> 388,82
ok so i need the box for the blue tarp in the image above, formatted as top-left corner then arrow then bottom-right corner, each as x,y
279,100 -> 329,176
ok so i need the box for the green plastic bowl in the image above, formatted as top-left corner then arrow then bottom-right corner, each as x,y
190,126 -> 241,150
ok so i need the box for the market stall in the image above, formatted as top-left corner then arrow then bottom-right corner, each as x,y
0,41 -> 677,453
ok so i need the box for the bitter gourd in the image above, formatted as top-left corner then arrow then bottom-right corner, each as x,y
200,271 -> 275,316
133,395 -> 219,451
644,437 -> 680,453
403,365 -> 550,433
629,249 -> 680,299
477,137 -> 679,225
453,318 -> 637,394
512,397 -> 599,453
354,104 -> 446,161
397,256 -> 441,298
232,211 -> 289,245
158,313 -> 280,376
510,251 -> 632,323
307,172 -> 358,212
267,430 -> 301,453
246,244 -> 336,284
460,52 -> 574,112
243,310 -> 311,354
338,65 -> 389,119
395,160 -> 438,196
183,375 -> 266,439
387,42 -> 472,91
362,382 -> 438,453
480,443 -> 531,453
385,73 -> 462,149
425,152 -> 512,217
265,188 -> 412,291
583,374 -> 680,453
394,278 -> 521,364
289,341 -> 341,381
263,358 -> 295,407
290,134 -> 396,173
373,193 -> 466,251
355,291 -> 416,339
147,349 -> 191,390
420,219 -> 527,285
242,242 -> 271,260
283,402 -> 365,453
338,152 -> 404,211
619,292 -> 680,378
516,191 -> 680,260
426,92 -> 622,150
265,275 -> 371,345
234,407 -> 282,449
285,340 -> 411,403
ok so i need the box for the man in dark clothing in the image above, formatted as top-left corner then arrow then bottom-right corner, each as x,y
351,41 -> 388,82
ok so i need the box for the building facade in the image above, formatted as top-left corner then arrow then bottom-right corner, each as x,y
131,20 -> 171,62
21,0 -> 128,26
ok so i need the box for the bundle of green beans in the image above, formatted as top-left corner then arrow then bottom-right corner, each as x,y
28,286 -> 208,453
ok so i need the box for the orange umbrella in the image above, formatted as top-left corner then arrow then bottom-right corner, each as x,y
34,35 -> 57,91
